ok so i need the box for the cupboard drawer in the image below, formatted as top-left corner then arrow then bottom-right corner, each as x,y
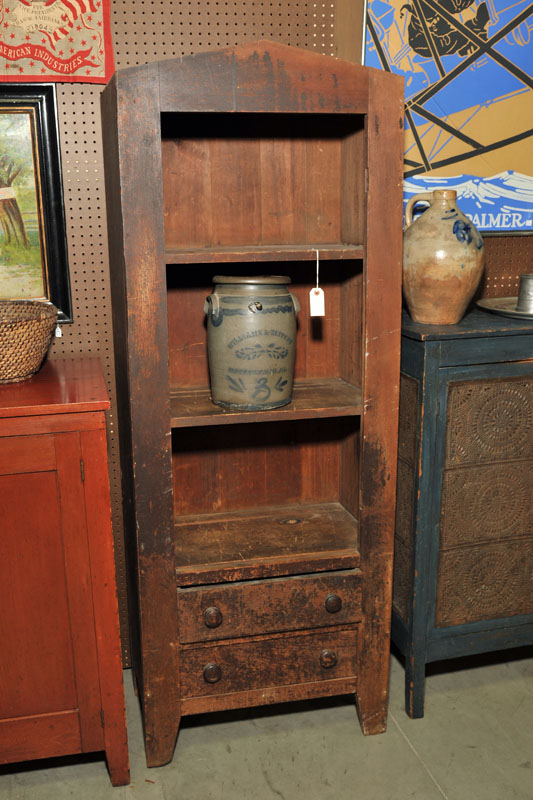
178,569 -> 362,643
180,628 -> 358,698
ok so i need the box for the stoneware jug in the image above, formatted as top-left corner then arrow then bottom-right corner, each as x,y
204,275 -> 300,411
403,189 -> 484,324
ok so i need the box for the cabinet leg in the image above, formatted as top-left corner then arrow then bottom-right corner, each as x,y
405,655 -> 426,718
106,748 -> 131,787
356,696 -> 388,735
144,715 -> 181,768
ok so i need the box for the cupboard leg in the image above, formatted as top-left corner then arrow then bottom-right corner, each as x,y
144,715 -> 181,768
405,654 -> 426,719
356,694 -> 388,735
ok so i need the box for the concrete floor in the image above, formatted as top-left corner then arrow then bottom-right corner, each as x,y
1,647 -> 532,799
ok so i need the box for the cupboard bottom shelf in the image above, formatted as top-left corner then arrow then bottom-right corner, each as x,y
174,501 -> 359,585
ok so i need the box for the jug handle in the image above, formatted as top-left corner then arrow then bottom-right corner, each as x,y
404,192 -> 433,229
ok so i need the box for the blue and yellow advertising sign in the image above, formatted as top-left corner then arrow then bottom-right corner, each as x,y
365,0 -> 533,231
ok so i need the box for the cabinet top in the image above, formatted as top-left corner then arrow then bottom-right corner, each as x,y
107,39 -> 403,116
402,308 -> 533,341
0,357 -> 110,418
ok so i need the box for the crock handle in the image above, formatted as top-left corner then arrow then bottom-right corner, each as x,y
204,294 -> 220,320
289,293 -> 301,314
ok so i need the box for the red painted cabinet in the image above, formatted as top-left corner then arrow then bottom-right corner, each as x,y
0,358 -> 129,786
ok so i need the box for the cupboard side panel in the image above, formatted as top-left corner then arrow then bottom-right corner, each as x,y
105,65 -> 180,767
356,70 -> 404,734
341,128 -> 366,246
102,72 -> 143,701
339,270 -> 363,386
81,425 -> 130,784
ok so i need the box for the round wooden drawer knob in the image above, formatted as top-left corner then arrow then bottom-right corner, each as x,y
325,593 -> 342,613
203,606 -> 223,628
203,663 -> 222,684
319,649 -> 338,669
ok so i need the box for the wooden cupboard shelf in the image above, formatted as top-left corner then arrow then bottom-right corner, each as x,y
165,244 -> 364,265
169,378 -> 362,427
174,502 -> 359,585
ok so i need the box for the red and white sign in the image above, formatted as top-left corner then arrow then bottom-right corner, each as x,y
0,0 -> 114,83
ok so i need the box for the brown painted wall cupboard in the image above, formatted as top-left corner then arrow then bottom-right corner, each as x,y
102,41 -> 404,767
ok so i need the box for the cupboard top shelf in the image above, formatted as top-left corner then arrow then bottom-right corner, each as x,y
165,243 -> 364,265
0,358 -> 109,418
169,377 -> 362,427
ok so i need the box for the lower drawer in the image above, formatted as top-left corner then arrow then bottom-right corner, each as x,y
180,628 -> 357,698
178,569 -> 361,643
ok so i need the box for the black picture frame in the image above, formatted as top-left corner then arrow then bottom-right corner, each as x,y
0,84 -> 71,322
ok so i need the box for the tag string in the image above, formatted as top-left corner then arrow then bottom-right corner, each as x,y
315,248 -> 320,291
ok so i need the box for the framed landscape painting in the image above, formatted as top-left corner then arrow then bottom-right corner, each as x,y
0,84 -> 71,321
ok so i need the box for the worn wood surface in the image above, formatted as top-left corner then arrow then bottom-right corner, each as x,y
0,362 -> 129,785
102,64 -> 181,769
157,40 -> 370,114
170,378 -> 362,427
180,628 -> 358,698
355,67 -> 404,735
178,570 -> 362,642
174,502 -> 359,585
181,676 -> 358,716
166,244 -> 363,263
102,40 -> 403,765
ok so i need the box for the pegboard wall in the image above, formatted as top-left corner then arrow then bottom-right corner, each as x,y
47,0 -> 530,665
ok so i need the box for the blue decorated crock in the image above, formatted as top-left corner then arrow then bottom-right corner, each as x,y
204,276 -> 300,410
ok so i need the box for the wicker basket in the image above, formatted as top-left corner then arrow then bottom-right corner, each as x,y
0,300 -> 58,384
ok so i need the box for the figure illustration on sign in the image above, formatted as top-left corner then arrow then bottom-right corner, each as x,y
365,0 -> 533,231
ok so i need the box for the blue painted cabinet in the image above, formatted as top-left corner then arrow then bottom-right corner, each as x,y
393,308 -> 533,718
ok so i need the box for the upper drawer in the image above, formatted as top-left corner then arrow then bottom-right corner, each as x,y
178,569 -> 361,643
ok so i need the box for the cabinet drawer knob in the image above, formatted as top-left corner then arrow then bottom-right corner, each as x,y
325,593 -> 342,613
320,649 -> 338,669
203,663 -> 222,684
203,606 -> 223,628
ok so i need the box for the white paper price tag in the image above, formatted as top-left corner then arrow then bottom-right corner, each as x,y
309,287 -> 325,316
